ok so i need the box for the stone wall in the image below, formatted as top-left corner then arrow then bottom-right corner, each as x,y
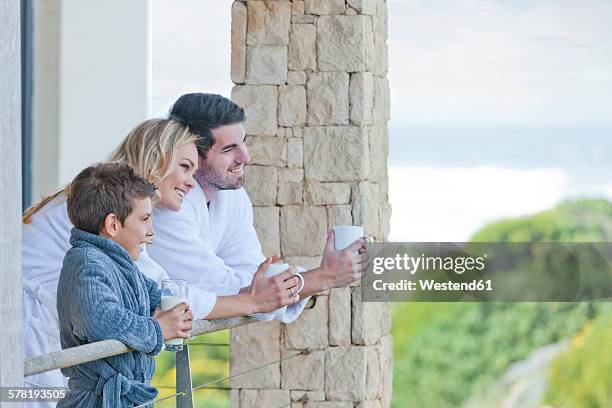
230,1 -> 392,406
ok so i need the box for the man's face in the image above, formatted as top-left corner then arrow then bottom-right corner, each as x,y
112,197 -> 153,261
196,123 -> 250,194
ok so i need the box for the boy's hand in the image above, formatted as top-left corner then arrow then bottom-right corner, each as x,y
155,302 -> 193,341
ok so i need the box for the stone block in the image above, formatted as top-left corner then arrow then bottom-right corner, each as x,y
278,182 -> 303,205
304,182 -> 352,205
371,0 -> 389,75
232,85 -> 278,136
287,138 -> 304,169
351,287 -> 391,345
281,349 -> 325,390
230,389 -> 240,408
246,46 -> 288,85
328,287 -> 351,346
305,403 -> 353,408
317,15 -> 373,72
285,256 -> 322,271
292,14 -> 316,24
366,345 -> 381,399
304,0 -> 345,15
379,201 -> 391,241
289,24 -> 317,71
347,0 -> 377,15
279,168 -> 304,183
291,390 -> 325,402
253,206 -> 280,256
346,7 -> 358,16
230,321 -> 281,388
380,334 -> 393,408
307,72 -> 349,126
351,181 -> 379,237
349,72 -> 374,125
356,401 -> 382,408
288,71 -> 307,85
327,205 -> 353,228
325,346 -> 367,401
304,127 -> 368,182
292,1 -> 305,15
280,205 -> 327,256
368,125 -> 388,183
373,77 -> 390,124
246,135 -> 287,166
231,1 -> 247,84
240,389 -> 291,408
279,85 -> 307,126
245,165 -> 278,205
292,127 -> 303,138
284,293 -> 329,349
247,0 -> 291,45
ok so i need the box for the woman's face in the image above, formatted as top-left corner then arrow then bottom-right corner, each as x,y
156,142 -> 198,211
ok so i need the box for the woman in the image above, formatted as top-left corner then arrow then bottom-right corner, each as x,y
22,118 -> 300,398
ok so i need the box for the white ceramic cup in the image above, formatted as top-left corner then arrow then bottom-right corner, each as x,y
333,225 -> 364,251
265,263 -> 305,314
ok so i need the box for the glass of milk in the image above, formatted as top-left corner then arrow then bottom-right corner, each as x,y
161,279 -> 187,352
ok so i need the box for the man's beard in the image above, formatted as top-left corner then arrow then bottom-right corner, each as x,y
195,168 -> 243,192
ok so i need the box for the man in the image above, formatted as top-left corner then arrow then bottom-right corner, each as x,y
148,93 -> 366,322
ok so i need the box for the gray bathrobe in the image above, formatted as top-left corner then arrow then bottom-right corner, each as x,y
57,228 -> 163,408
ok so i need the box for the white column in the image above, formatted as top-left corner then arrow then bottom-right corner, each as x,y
0,0 -> 24,392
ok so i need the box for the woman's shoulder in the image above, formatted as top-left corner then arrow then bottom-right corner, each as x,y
23,193 -> 70,230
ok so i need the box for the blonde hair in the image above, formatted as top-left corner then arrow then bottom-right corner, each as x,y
23,118 -> 199,224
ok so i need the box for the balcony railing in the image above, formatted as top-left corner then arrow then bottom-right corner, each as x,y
24,298 -> 315,407
25,316 -> 259,407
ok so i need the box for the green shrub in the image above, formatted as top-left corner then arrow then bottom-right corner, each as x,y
544,313 -> 612,408
391,199 -> 611,407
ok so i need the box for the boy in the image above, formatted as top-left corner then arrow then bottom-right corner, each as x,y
56,162 -> 193,407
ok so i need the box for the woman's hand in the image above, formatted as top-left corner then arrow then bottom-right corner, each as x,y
154,302 -> 193,341
246,256 -> 301,314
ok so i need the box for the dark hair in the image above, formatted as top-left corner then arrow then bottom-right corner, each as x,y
169,93 -> 246,157
66,162 -> 156,234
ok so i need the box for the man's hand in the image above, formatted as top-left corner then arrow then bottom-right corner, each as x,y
318,229 -> 368,289
155,302 -> 193,341
246,256 -> 301,314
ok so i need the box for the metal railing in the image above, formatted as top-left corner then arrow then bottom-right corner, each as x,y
24,298 -> 316,407
24,315 -> 259,407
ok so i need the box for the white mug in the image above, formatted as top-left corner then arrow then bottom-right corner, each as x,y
333,225 -> 364,251
265,263 -> 305,315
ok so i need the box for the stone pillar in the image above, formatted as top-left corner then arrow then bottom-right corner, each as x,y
0,0 -> 24,391
230,1 -> 392,407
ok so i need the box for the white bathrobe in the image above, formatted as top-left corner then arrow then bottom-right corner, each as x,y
148,184 -> 309,323
21,194 -> 215,398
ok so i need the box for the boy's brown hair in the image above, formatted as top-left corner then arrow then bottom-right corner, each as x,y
66,162 -> 156,234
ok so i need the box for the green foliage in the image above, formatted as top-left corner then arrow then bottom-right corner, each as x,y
152,330 -> 230,408
544,313 -> 612,408
391,199 -> 612,407
392,302 -> 602,408
470,199 -> 612,243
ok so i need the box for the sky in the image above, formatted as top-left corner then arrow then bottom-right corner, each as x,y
152,0 -> 612,241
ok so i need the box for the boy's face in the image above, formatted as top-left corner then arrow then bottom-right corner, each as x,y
111,197 -> 153,261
